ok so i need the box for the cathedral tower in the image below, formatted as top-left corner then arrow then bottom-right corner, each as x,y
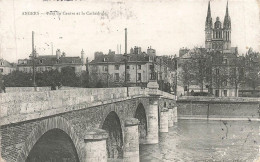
205,1 -> 213,50
205,1 -> 232,52
223,1 -> 231,50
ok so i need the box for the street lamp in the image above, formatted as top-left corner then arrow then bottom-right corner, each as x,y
30,31 -> 37,91
160,58 -> 162,91
124,28 -> 129,96
106,58 -> 109,88
124,53 -> 130,96
174,57 -> 178,99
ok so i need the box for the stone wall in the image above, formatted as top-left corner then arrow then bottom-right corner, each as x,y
177,97 -> 260,120
178,96 -> 260,102
5,87 -> 51,93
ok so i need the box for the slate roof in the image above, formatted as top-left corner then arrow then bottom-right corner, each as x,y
0,59 -> 16,68
90,53 -> 150,64
18,55 -> 82,66
90,53 -> 176,71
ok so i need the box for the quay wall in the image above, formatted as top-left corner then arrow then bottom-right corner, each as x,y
177,97 -> 260,120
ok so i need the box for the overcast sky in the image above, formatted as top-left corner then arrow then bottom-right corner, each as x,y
0,0 -> 259,62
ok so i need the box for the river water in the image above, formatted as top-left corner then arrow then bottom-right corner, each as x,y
140,120 -> 260,162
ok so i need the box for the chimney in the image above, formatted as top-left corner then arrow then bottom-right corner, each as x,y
81,49 -> 86,65
56,49 -> 61,59
32,31 -> 34,56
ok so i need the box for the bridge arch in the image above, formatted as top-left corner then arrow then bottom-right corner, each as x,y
101,111 -> 123,159
134,103 -> 147,141
16,116 -> 82,162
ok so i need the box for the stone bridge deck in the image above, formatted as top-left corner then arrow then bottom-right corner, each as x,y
0,87 -> 177,162
0,87 -> 174,126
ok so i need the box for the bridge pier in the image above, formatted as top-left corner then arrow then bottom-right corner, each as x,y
84,129 -> 108,162
168,104 -> 174,127
124,118 -> 140,162
146,97 -> 159,144
159,108 -> 169,133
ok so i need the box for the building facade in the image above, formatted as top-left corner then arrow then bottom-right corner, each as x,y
0,59 -> 16,75
17,49 -> 86,74
89,47 -> 176,90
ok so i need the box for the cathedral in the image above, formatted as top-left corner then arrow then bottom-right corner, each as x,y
205,1 -> 239,97
205,1 -> 232,54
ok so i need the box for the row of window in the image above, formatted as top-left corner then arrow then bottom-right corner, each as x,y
214,78 -> 228,86
215,90 -> 228,97
101,64 -> 169,72
214,31 -> 222,39
208,31 -> 231,40
212,43 -> 223,49
114,73 -> 142,82
113,72 -> 166,82
0,68 -> 15,74
21,67 -> 53,73
18,59 -> 69,65
103,64 -> 143,71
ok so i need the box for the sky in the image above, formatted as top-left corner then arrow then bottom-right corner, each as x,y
0,0 -> 259,63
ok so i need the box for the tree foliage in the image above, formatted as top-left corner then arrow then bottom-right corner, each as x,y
178,47 -> 260,96
178,59 -> 195,90
3,67 -> 89,88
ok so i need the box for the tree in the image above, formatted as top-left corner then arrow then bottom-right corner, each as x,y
3,71 -> 32,87
81,70 -> 90,88
96,79 -> 103,88
191,48 -> 212,92
35,70 -> 61,87
89,69 -> 115,88
60,67 -> 81,87
178,59 -> 195,93
243,49 -> 260,91
228,57 -> 245,97
3,67 -> 85,88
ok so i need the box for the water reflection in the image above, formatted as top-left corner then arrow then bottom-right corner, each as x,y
140,120 -> 260,162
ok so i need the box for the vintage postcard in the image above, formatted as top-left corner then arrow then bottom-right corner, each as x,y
0,0 -> 259,162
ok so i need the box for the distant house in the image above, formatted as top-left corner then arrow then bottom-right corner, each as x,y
17,49 -> 87,74
89,47 -> 176,89
0,59 -> 16,75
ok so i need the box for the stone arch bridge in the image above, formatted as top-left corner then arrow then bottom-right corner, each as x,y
0,87 -> 177,162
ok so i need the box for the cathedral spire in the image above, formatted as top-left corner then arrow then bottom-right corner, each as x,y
205,1 -> 212,28
225,1 -> 229,17
207,1 -> 211,18
224,0 -> 231,29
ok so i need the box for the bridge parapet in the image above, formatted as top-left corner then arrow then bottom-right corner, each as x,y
0,87 -> 175,126
5,87 -> 51,93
